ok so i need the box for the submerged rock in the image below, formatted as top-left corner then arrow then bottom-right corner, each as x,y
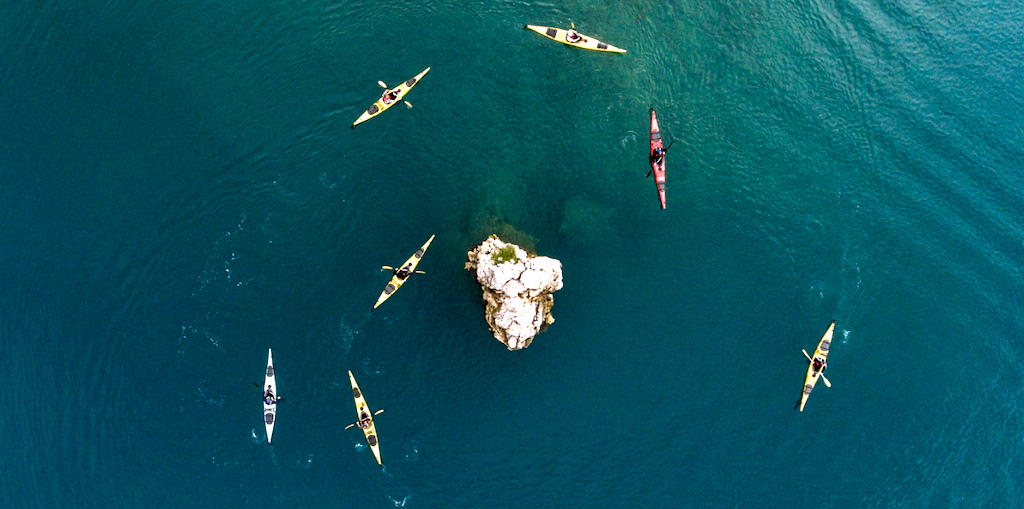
465,235 -> 563,350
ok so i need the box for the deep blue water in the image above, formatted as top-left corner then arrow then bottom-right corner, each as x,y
2,0 -> 1023,507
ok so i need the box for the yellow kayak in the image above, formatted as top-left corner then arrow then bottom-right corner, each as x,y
374,234 -> 435,309
799,321 -> 836,411
351,67 -> 431,128
348,370 -> 382,465
525,25 -> 626,53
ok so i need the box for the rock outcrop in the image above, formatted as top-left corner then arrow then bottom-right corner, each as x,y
465,235 -> 563,350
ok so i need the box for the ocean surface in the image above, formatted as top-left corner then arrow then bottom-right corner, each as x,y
2,0 -> 1023,507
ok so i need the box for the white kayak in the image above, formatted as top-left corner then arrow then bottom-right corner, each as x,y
263,348 -> 277,443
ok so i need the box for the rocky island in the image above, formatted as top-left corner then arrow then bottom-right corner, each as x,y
465,235 -> 563,350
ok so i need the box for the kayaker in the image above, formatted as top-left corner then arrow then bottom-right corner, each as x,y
382,90 -> 399,105
264,386 -> 283,404
652,146 -> 666,165
394,265 -> 412,280
359,412 -> 372,429
812,357 -> 826,373
566,29 -> 583,43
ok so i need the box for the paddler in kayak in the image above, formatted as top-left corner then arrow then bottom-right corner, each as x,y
381,89 -> 399,105
647,143 -> 673,178
812,356 -> 826,373
264,385 -> 283,405
393,264 -> 413,280
359,411 -> 373,430
566,29 -> 583,43
652,146 -> 665,165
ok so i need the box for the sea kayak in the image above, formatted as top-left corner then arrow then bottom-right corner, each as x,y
525,25 -> 626,53
263,348 -> 277,443
649,108 -> 666,209
348,370 -> 382,465
351,67 -> 431,128
799,321 -> 836,412
374,234 -> 435,309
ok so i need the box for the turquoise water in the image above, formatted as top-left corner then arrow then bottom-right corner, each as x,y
2,0 -> 1023,507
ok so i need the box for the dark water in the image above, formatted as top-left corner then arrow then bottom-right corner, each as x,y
2,0 -> 1023,507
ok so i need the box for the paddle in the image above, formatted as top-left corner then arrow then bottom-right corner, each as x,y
344,409 -> 385,430
381,265 -> 425,274
801,349 -> 831,387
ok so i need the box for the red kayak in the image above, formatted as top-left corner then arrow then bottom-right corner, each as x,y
649,108 -> 666,209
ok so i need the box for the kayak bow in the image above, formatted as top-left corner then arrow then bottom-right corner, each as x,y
525,25 -> 626,53
263,348 -> 277,443
649,108 -> 666,209
799,321 -> 836,411
348,371 -> 382,465
352,67 -> 431,128
374,234 -> 435,309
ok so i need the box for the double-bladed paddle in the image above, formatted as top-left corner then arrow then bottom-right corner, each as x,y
381,265 -> 425,274
344,408 -> 385,430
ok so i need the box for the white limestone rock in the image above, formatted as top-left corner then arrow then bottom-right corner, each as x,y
465,235 -> 563,350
